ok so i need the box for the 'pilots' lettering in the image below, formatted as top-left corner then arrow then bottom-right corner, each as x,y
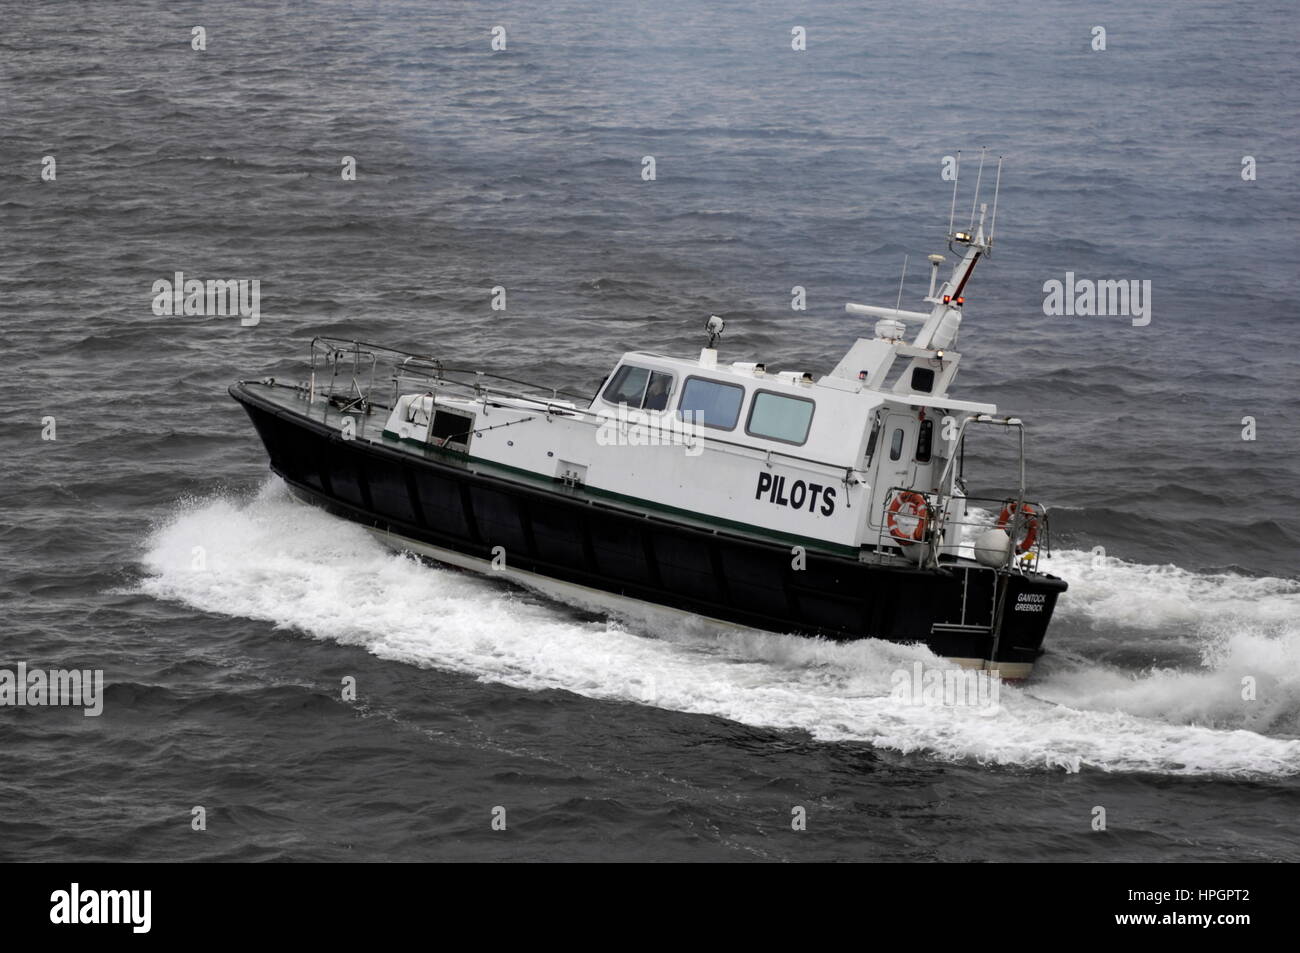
790,481 -> 807,508
821,486 -> 836,516
753,474 -> 835,517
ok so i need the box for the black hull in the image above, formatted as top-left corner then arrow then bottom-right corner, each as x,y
231,384 -> 1066,675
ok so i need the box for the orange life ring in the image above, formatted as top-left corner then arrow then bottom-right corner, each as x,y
996,501 -> 1040,554
886,491 -> 931,545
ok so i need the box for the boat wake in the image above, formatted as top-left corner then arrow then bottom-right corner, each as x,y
1034,549 -> 1300,737
135,480 -> 1300,778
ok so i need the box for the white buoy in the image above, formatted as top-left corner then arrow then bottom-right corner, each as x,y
974,528 -> 1011,567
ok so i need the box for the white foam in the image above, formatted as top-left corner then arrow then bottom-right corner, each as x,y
134,481 -> 1300,777
1030,548 -> 1300,738
1041,547 -> 1300,630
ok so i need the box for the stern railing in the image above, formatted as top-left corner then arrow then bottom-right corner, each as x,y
873,486 -> 1053,573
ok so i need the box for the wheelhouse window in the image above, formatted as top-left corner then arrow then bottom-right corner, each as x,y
678,376 -> 744,430
889,428 -> 905,461
602,365 -> 674,411
745,391 -> 815,445
915,419 -> 933,463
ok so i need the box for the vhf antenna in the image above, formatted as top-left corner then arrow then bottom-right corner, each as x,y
894,254 -> 909,311
946,149 -> 961,236
968,146 -> 987,230
988,154 -> 1003,247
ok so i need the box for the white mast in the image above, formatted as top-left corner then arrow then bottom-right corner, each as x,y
834,153 -> 1005,391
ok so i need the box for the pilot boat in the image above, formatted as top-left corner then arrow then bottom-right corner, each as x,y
230,172 -> 1066,679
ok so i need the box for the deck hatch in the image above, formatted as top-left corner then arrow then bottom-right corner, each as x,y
429,409 -> 474,449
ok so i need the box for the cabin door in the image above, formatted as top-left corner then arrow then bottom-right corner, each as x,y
867,413 -> 918,528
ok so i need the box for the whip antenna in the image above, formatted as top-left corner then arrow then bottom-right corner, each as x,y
968,146 -> 986,229
988,155 -> 1003,245
947,150 -> 961,235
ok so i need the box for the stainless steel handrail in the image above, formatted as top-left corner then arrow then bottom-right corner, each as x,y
304,336 -> 870,480
873,486 -> 1051,573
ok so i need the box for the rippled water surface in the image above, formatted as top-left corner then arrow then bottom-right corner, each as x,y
1,0 -> 1298,861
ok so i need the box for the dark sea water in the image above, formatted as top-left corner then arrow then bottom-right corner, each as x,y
2,0 -> 1298,862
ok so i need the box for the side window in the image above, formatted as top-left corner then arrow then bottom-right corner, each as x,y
642,371 -> 674,411
915,419 -> 933,463
603,365 -> 649,406
678,376 -> 745,430
889,428 -> 904,461
602,366 -> 673,410
746,391 -> 815,445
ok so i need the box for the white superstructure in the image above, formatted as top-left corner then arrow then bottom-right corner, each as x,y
381,183 -> 1024,565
